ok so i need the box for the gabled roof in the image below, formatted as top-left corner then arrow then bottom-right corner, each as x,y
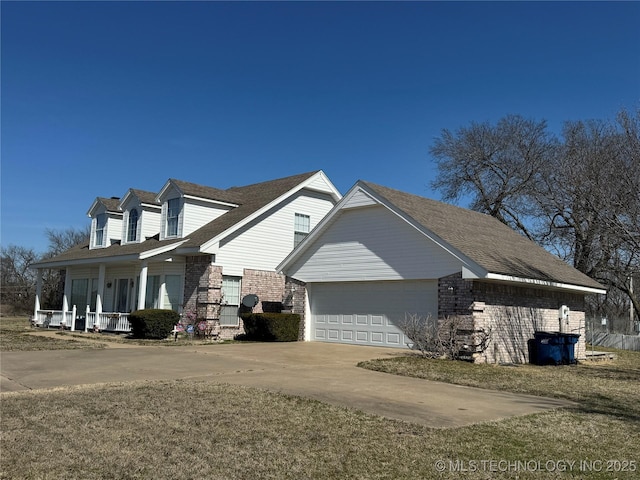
34,170 -> 340,268
279,181 -> 605,294
157,179 -> 243,206
120,189 -> 161,209
87,197 -> 122,217
182,170 -> 340,248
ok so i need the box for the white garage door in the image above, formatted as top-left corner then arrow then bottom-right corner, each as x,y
309,280 -> 438,348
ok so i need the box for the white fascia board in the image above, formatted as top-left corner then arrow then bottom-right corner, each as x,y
32,254 -> 140,270
201,171 -> 339,253
86,198 -> 102,217
118,190 -> 134,210
139,240 -> 188,260
310,170 -> 343,201
141,202 -> 161,210
182,194 -> 239,208
482,272 -> 607,294
155,179 -> 175,203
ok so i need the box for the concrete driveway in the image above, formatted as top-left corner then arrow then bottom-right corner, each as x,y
0,338 -> 572,428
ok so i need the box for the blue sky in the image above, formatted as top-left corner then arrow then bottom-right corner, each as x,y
2,1 -> 639,253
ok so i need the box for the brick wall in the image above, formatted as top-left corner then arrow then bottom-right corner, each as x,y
284,276 -> 306,340
438,273 -> 587,364
183,255 -> 224,332
241,269 -> 286,314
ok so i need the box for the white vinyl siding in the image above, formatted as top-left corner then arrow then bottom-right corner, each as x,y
214,190 -> 336,276
220,276 -> 241,326
120,195 -> 161,242
140,208 -> 161,240
285,205 -> 464,282
182,199 -> 233,237
309,280 -> 437,348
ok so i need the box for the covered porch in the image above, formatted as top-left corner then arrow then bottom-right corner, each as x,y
32,250 -> 186,334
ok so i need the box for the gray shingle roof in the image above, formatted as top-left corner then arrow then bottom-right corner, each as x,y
99,197 -> 121,213
362,181 -> 604,291
37,171 -> 323,266
182,171 -> 321,247
129,189 -> 160,206
169,179 -> 243,205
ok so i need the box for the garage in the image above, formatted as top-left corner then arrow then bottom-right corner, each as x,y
309,280 -> 438,347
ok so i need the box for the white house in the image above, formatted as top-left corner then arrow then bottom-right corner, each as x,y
32,171 -> 341,338
278,181 -> 606,363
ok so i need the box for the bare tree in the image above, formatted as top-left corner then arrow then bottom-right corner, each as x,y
430,108 -> 640,329
39,225 -> 91,309
1,245 -> 38,313
430,115 -> 556,240
43,225 -> 90,259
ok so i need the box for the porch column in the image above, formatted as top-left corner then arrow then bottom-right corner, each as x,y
62,269 -> 71,328
137,261 -> 148,310
96,264 -> 106,315
34,268 -> 43,319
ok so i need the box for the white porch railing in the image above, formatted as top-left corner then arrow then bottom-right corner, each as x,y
90,311 -> 131,333
33,307 -> 130,333
34,308 -> 76,329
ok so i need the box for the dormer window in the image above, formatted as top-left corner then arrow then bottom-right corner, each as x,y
166,198 -> 181,237
94,214 -> 106,247
127,209 -> 139,242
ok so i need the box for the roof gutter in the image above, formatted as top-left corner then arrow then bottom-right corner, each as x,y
478,272 -> 607,295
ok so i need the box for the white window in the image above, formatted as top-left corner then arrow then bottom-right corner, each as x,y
94,214 -> 106,247
70,279 -> 89,311
127,209 -> 139,242
220,276 -> 241,326
145,275 -> 160,309
294,213 -> 310,247
166,198 -> 180,237
163,275 -> 182,312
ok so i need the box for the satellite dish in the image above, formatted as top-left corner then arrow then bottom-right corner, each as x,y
241,294 -> 259,308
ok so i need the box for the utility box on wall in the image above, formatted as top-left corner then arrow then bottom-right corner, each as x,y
559,305 -> 570,332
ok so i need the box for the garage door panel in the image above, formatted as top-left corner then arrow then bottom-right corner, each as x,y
341,330 -> 354,341
310,280 -> 437,348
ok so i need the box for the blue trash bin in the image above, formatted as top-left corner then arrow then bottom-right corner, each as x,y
562,333 -> 580,364
533,332 -> 563,365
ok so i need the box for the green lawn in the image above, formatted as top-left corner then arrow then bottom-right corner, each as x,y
1,316 -> 638,479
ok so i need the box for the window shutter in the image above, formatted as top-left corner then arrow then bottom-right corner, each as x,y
160,203 -> 167,240
122,210 -> 129,243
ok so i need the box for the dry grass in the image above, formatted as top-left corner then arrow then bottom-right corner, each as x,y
1,316 -> 639,479
0,317 -> 106,351
358,350 -> 640,421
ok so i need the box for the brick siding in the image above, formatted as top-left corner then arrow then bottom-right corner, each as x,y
438,273 -> 587,364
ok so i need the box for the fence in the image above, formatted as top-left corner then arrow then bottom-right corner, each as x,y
587,331 -> 640,352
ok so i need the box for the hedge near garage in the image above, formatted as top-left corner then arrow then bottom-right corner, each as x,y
241,313 -> 300,342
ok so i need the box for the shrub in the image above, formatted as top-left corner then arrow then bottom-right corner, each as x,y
241,313 -> 300,342
128,309 -> 180,339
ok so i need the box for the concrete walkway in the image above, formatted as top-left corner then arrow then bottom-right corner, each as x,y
0,336 -> 572,428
